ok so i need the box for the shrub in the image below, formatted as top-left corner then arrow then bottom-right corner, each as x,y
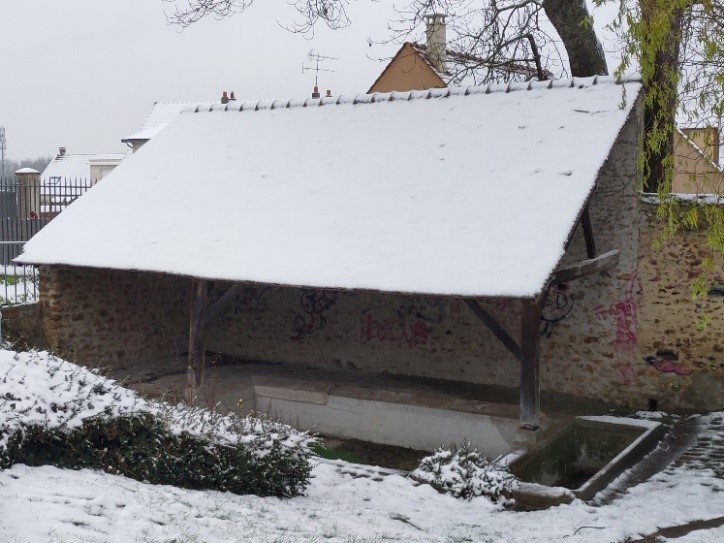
410,440 -> 516,502
1,413 -> 312,497
0,349 -> 315,498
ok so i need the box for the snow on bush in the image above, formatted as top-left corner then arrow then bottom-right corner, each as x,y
0,349 -> 315,496
411,440 -> 516,503
0,350 -> 141,445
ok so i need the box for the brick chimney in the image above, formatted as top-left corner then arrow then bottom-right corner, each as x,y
312,86 -> 321,99
325,90 -> 332,98
58,146 -> 66,156
425,13 -> 447,73
229,91 -> 236,101
221,91 -> 229,105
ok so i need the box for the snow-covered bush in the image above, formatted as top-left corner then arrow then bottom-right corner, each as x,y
0,350 -> 315,497
411,440 -> 516,502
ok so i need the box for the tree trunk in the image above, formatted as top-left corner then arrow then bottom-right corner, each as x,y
641,3 -> 686,193
544,0 -> 609,77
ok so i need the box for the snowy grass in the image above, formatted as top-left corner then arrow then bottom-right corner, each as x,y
0,349 -> 314,496
2,349 -> 724,542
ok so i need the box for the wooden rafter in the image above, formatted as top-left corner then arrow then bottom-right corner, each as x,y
464,299 -> 523,363
203,284 -> 240,328
549,249 -> 619,285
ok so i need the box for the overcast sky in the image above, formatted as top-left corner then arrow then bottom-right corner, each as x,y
0,1 -> 620,162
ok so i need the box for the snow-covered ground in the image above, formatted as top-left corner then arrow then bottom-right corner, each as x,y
1,350 -> 724,543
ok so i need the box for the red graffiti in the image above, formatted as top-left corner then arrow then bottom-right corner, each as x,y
593,272 -> 642,350
360,314 -> 431,348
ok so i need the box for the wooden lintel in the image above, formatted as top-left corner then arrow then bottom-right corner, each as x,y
203,284 -> 240,328
185,278 -> 208,405
464,299 -> 523,363
519,298 -> 542,430
549,249 -> 619,285
581,206 -> 598,259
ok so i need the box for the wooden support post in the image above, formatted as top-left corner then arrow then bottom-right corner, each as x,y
520,298 -> 542,430
581,206 -> 597,259
185,278 -> 208,405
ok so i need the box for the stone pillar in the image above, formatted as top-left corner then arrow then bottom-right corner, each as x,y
15,168 -> 40,220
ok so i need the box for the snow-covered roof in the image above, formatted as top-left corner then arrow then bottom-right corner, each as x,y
40,152 -> 126,183
123,100 -> 258,143
122,102 -> 212,143
17,76 -> 642,298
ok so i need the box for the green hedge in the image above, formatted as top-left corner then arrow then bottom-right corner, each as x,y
1,413 -> 312,497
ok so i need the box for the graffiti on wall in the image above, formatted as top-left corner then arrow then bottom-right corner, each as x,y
645,350 -> 693,376
232,286 -> 271,314
593,272 -> 642,350
291,289 -> 338,340
540,283 -> 574,337
360,298 -> 445,348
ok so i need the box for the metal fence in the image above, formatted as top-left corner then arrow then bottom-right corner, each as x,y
0,177 -> 93,306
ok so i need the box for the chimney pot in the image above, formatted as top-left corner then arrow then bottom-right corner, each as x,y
58,146 -> 66,156
229,91 -> 236,101
424,13 -> 447,73
221,91 -> 229,105
312,85 -> 321,99
326,89 -> 332,98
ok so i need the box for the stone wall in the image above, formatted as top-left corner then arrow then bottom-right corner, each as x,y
637,202 -> 724,411
1,303 -> 48,351
39,266 -> 189,368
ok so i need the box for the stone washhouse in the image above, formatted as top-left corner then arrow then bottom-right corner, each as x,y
15,76 -> 724,452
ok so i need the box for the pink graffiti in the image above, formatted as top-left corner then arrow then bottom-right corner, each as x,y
360,314 -> 431,348
593,272 -> 642,350
645,351 -> 693,376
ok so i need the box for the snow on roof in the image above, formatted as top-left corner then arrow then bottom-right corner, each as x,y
40,152 -> 126,184
123,100 -> 258,143
122,102 -> 212,143
17,76 -> 642,298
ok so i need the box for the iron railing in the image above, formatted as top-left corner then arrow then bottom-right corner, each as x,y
0,177 -> 93,305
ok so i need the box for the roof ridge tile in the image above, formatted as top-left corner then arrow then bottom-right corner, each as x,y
179,75 -> 641,117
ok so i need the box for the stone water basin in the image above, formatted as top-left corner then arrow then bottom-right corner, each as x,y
507,415 -> 664,507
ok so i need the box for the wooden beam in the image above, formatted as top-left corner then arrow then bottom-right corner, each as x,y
464,299 -> 523,363
520,298 -> 542,430
185,278 -> 208,405
549,249 -> 619,285
581,206 -> 598,259
203,284 -> 240,328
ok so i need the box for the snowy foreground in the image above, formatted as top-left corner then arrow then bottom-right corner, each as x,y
1,351 -> 724,542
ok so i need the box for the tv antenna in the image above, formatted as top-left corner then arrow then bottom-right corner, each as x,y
302,50 -> 337,97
